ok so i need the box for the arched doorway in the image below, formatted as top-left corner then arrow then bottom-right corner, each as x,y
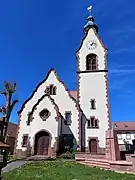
34,131 -> 51,155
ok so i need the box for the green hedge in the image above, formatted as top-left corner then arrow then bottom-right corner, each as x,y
58,151 -> 75,159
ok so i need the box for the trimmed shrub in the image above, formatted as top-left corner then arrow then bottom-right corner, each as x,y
58,151 -> 75,159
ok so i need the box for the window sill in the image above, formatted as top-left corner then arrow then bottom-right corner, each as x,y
22,145 -> 27,148
87,126 -> 99,129
77,70 -> 108,73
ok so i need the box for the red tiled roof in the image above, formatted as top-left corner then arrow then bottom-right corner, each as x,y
114,122 -> 135,131
0,141 -> 10,148
69,90 -> 78,101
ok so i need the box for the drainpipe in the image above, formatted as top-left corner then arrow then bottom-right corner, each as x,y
59,114 -> 63,154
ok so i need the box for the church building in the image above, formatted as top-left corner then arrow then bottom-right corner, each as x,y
15,7 -> 111,157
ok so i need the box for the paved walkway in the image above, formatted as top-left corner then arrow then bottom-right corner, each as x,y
2,160 -> 27,173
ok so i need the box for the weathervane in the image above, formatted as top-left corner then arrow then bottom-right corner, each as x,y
87,5 -> 92,16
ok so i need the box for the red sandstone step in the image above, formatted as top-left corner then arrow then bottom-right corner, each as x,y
85,158 -> 109,163
84,160 -> 110,168
76,157 -> 85,161
85,164 -> 110,170
79,162 -> 110,170
85,160 -> 110,166
109,160 -> 132,166
76,157 -> 108,163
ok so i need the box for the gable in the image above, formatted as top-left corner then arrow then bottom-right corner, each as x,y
18,69 -> 54,114
32,95 -> 59,122
77,28 -> 107,54
19,69 -> 79,117
27,95 -> 60,125
31,95 -> 59,116
76,28 -> 108,71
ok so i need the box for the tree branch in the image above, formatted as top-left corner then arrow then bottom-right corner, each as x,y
10,99 -> 18,112
0,106 -> 6,116
0,91 -> 7,96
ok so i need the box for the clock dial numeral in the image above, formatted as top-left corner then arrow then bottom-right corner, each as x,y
87,40 -> 97,50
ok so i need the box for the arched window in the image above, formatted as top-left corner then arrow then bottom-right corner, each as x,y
44,84 -> 57,95
86,54 -> 98,71
87,117 -> 99,129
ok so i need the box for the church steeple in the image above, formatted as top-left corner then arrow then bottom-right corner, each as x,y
77,5 -> 110,153
84,5 -> 98,34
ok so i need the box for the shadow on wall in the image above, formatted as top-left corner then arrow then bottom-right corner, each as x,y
81,114 -> 87,152
57,116 -> 78,154
58,113 -> 87,154
26,139 -> 32,157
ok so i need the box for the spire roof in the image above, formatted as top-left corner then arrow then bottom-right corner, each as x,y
84,5 -> 98,34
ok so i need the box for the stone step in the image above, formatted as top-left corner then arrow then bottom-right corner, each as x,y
79,161 -> 110,170
76,157 -> 108,162
86,158 -> 109,163
85,160 -> 109,166
76,157 -> 85,161
84,162 -> 110,169
84,159 -> 110,166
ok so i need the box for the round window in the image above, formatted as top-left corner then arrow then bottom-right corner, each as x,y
39,109 -> 50,120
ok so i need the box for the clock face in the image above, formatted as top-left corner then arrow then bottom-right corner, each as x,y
87,40 -> 97,50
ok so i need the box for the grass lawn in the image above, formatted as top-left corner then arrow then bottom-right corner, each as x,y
7,155 -> 24,162
3,160 -> 135,180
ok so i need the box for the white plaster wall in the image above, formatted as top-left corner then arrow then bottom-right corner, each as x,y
78,28 -> 106,71
17,70 -> 79,151
79,73 -> 109,148
17,96 -> 58,150
117,132 -> 135,145
77,28 -> 109,148
30,96 -> 58,148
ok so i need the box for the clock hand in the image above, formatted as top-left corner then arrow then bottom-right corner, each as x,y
91,42 -> 94,46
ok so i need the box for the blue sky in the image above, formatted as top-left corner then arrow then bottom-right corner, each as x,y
0,0 -> 135,124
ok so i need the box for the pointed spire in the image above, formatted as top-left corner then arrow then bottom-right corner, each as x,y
84,5 -> 98,34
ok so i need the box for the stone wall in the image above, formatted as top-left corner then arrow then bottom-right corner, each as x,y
76,153 -> 135,173
110,161 -> 133,172
106,129 -> 121,161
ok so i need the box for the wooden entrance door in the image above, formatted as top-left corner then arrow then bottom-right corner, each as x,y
37,136 -> 49,155
89,139 -> 97,154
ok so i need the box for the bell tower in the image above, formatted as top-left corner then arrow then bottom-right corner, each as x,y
77,6 -> 111,153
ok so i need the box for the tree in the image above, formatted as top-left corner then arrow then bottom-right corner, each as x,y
0,82 -> 18,143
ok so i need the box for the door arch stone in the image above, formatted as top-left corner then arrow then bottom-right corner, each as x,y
34,130 -> 51,156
